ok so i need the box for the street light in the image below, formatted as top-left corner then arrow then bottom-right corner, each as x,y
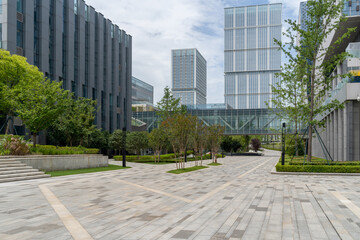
281,122 -> 286,165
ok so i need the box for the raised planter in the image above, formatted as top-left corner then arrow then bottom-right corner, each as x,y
3,155 -> 108,171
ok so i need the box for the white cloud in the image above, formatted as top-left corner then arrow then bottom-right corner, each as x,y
85,0 -> 303,104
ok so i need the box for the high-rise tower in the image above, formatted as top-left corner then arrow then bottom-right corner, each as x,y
224,4 -> 282,109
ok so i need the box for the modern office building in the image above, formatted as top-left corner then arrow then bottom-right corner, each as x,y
132,76 -> 154,105
224,4 -> 282,109
172,48 -> 207,105
0,0 -> 132,134
310,0 -> 360,161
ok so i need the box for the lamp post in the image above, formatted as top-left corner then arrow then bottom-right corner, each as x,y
281,122 -> 286,165
122,127 -> 126,167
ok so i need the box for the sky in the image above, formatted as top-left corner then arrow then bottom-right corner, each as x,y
85,0 -> 304,105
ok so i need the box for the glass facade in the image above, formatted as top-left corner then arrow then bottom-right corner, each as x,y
172,48 -> 207,105
133,108 -> 294,135
132,76 -> 154,105
343,0 -> 360,16
224,4 -> 282,109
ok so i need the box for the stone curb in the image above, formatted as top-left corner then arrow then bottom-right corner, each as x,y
271,169 -> 360,176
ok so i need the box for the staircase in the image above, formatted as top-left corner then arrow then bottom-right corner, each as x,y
0,158 -> 50,183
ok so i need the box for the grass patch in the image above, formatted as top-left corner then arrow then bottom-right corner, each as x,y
276,156 -> 360,173
167,166 -> 208,174
46,164 -> 130,177
208,163 -> 222,166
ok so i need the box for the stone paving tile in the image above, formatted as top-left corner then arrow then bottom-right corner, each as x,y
2,151 -> 360,239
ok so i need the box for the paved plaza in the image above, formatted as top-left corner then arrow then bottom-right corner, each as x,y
1,150 -> 360,239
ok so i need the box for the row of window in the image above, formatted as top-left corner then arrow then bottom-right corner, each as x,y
224,26 -> 281,50
225,4 -> 282,29
225,94 -> 271,109
225,72 -> 280,95
224,49 -> 281,72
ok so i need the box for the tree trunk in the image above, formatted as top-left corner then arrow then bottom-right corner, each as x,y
32,133 -> 37,149
158,151 -> 160,163
307,66 -> 316,162
295,119 -> 298,156
5,117 -> 10,135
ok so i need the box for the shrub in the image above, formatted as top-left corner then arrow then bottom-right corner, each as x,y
3,135 -> 30,155
251,138 -> 261,152
30,145 -> 99,155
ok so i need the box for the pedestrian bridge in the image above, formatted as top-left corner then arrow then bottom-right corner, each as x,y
132,109 -> 295,135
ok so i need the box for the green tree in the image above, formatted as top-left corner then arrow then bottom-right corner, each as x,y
276,0 -> 356,161
49,95 -> 97,146
207,125 -> 225,163
0,50 -> 43,134
192,120 -> 208,166
14,77 -> 68,148
126,131 -> 149,159
162,114 -> 196,169
156,86 -> 186,121
148,127 -> 168,163
269,62 -> 308,156
87,129 -> 110,154
220,136 -> 233,153
242,135 -> 251,152
109,129 -> 126,155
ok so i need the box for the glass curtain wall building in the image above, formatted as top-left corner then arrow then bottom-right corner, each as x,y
132,76 -> 154,105
224,4 -> 282,109
0,0 -> 132,133
172,48 -> 207,105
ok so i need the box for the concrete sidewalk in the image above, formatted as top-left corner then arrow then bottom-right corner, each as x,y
1,150 -> 360,239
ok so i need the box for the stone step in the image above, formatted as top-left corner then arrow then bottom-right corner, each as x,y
0,171 -> 46,180
0,166 -> 33,171
0,174 -> 50,183
0,163 -> 28,168
0,169 -> 39,175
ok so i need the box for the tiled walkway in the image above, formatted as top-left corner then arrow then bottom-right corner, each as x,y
1,150 -> 360,239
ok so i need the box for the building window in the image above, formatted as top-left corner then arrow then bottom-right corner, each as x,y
16,21 -> 23,48
17,0 -> 23,13
74,0 -> 78,15
0,24 -> 2,48
111,24 -> 114,39
85,5 -> 89,21
0,0 -> 3,15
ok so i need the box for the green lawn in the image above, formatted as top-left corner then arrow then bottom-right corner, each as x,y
46,164 -> 130,177
167,166 -> 208,174
208,163 -> 222,166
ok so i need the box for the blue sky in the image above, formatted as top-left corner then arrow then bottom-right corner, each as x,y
85,0 -> 304,104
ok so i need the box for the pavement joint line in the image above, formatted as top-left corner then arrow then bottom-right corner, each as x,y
193,157 -> 276,203
331,191 -> 360,219
113,158 -> 267,204
39,184 -> 94,240
115,179 -> 193,203
306,184 -> 343,240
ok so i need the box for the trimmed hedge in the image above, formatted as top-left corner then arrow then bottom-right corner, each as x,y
276,163 -> 360,173
30,145 -> 99,155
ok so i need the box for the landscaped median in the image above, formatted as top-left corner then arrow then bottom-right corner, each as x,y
275,156 -> 360,173
113,153 -> 224,164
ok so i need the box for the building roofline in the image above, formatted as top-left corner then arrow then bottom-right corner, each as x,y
224,3 -> 282,9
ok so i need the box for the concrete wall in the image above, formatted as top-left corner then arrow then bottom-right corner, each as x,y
312,100 -> 360,161
14,155 -> 108,171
